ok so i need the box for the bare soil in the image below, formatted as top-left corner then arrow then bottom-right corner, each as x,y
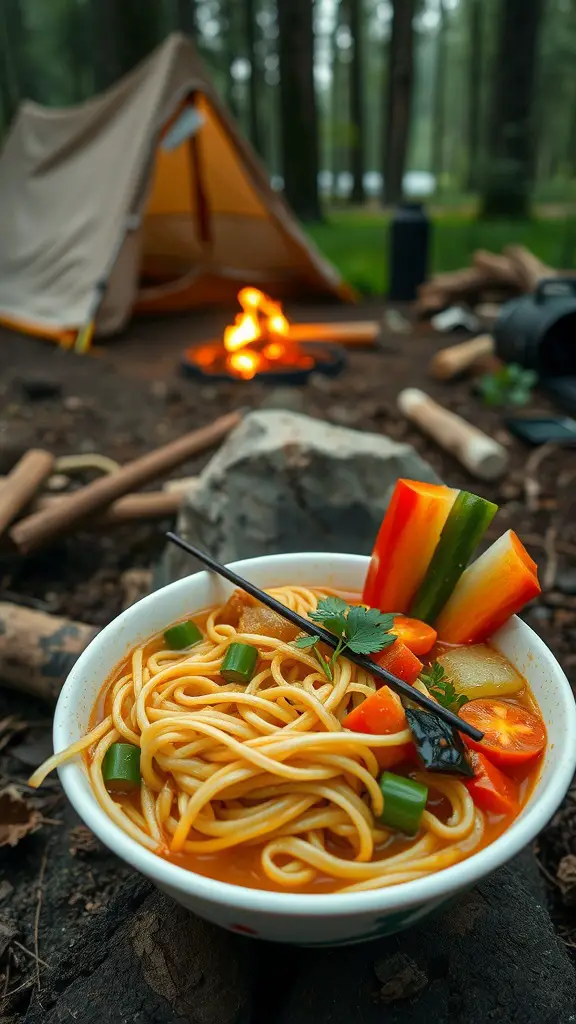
0,303 -> 574,1017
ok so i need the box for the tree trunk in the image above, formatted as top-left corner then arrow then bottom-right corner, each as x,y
383,0 -> 416,206
90,0 -> 123,91
0,1 -> 20,127
175,0 -> 198,36
431,0 -> 447,189
466,0 -> 483,190
220,0 -> 240,119
114,0 -> 164,74
480,0 -> 544,218
277,0 -> 322,221
245,0 -> 263,154
349,0 -> 366,204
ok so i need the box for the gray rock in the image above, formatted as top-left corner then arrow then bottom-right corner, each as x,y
161,410 -> 440,583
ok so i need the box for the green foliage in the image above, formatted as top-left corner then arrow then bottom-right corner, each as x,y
478,363 -> 538,408
306,210 -> 576,295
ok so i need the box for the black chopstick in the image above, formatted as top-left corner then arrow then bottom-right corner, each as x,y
165,532 -> 484,743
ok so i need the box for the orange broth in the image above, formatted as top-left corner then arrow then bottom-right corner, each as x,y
88,595 -> 545,893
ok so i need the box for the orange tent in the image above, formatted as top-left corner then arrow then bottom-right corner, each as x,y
0,34 -> 353,350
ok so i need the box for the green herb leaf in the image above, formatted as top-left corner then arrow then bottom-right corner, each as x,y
292,635 -> 320,650
308,596 -> 348,636
420,662 -> 469,711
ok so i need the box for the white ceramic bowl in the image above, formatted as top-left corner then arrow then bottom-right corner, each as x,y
54,553 -> 576,946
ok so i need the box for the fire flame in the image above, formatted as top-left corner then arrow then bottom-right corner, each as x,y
187,287 -> 315,380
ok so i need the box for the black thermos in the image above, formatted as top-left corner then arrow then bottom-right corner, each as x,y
388,202 -> 430,301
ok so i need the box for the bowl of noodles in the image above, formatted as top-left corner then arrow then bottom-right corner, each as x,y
31,480 -> 576,945
33,552 -> 569,942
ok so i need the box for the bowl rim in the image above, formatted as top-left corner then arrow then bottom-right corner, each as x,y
54,551 -> 576,919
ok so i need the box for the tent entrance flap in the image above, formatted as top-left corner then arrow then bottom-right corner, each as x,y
0,32 -> 354,345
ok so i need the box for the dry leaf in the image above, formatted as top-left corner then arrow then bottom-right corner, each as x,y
0,787 -> 42,848
69,825 -> 100,857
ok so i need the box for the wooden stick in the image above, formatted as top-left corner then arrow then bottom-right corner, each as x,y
0,450 -> 54,538
165,531 -> 483,743
34,489 -> 184,523
472,250 -> 524,290
10,412 -> 241,555
429,334 -> 495,380
398,388 -> 508,480
287,321 -> 379,346
504,245 -> 555,292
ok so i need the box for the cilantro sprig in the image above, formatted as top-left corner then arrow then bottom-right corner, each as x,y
420,662 -> 469,711
292,596 -> 396,681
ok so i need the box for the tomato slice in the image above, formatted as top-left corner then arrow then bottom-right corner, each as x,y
465,751 -> 520,816
459,698 -> 546,769
342,686 -> 413,769
391,616 -> 437,656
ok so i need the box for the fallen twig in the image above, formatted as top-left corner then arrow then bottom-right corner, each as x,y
523,443 -> 558,512
33,849 -> 48,990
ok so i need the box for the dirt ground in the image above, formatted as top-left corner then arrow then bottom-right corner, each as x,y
0,302 -> 575,1017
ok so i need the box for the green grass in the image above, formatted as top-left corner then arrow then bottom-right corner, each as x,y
306,210 -> 576,295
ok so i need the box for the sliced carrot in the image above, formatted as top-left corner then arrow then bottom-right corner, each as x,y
374,639 -> 423,685
362,479 -> 457,614
435,530 -> 541,644
459,698 -> 546,769
391,616 -> 437,656
342,686 -> 412,769
465,750 -> 520,816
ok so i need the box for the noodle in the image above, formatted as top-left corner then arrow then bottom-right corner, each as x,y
30,585 -> 484,893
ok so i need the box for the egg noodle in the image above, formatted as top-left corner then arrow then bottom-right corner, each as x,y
31,586 -> 484,893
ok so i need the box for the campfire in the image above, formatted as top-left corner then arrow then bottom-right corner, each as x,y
183,287 -> 347,383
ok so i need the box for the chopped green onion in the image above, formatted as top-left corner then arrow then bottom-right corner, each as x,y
221,642 -> 258,684
378,771 -> 428,836
164,620 -> 203,650
102,743 -> 141,792
409,490 -> 498,624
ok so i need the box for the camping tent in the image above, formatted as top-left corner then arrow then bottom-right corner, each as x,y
0,33 -> 353,350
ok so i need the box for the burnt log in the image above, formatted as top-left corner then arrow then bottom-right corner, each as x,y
21,852 -> 576,1024
25,876 -> 252,1024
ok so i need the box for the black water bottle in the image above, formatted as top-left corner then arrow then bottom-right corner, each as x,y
388,202 -> 430,301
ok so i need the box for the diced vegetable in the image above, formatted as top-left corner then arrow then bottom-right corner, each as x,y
378,771 -> 428,835
410,490 -> 498,624
221,642 -> 259,684
373,639 -> 423,685
391,616 -> 437,656
362,479 -> 457,614
459,699 -> 546,768
435,530 -> 541,644
102,742 -> 141,791
164,620 -> 203,650
465,751 -> 520,816
405,707 -> 474,777
342,685 -> 413,768
238,605 -> 299,643
436,645 -> 524,700
217,589 -> 255,627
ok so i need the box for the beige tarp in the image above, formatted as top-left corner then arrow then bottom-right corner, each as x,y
0,33 -> 353,345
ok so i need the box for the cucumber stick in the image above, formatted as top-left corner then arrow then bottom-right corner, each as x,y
409,490 -> 497,624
